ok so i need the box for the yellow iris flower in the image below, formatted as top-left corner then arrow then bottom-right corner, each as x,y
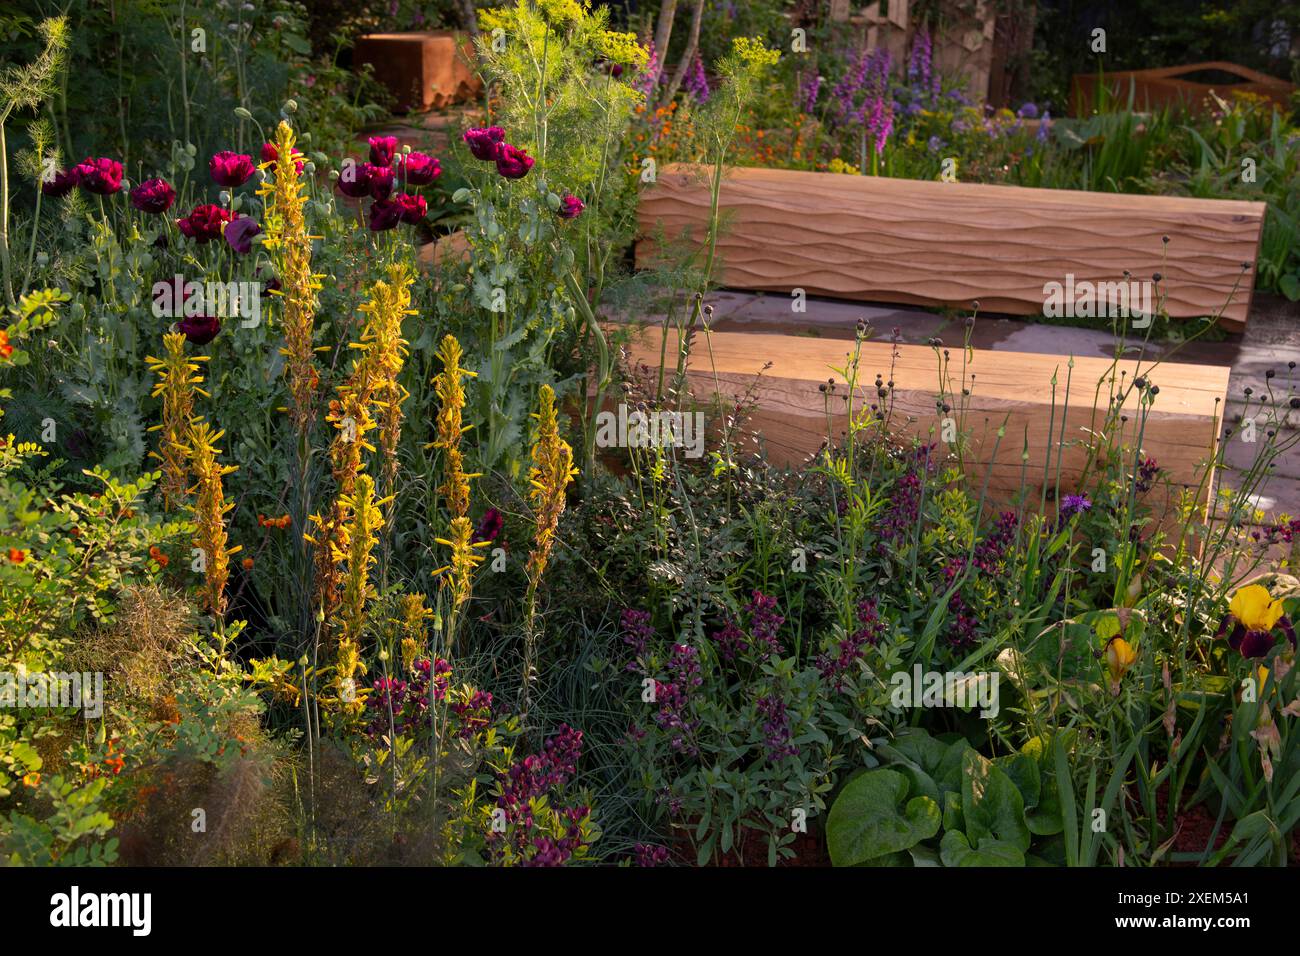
1229,585 -> 1285,634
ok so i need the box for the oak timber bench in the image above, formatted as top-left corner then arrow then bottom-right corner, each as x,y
635,164 -> 1267,331
615,324 -> 1230,522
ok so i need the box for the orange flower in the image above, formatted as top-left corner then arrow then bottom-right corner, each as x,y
257,513 -> 291,529
149,545 -> 169,567
0,330 -> 13,359
22,772 -> 40,788
8,547 -> 25,563
242,557 -> 254,570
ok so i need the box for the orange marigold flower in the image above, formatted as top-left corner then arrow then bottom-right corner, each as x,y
0,330 -> 13,359
242,557 -> 254,570
22,772 -> 40,788
8,548 -> 25,563
149,545 -> 169,567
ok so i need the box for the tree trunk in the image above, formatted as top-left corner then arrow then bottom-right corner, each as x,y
658,0 -> 706,109
652,0 -> 678,65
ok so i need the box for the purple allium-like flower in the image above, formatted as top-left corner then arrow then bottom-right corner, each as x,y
41,169 -> 79,197
1017,102 -> 1039,119
494,143 -> 535,179
399,151 -> 441,185
462,126 -> 506,161
74,157 -> 124,195
1059,494 -> 1092,519
129,177 -> 176,214
368,135 -> 399,167
209,150 -> 255,188
224,215 -> 261,254
556,193 -> 585,220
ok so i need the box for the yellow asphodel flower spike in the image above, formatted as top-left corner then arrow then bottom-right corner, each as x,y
1105,636 -> 1137,696
1229,584 -> 1285,635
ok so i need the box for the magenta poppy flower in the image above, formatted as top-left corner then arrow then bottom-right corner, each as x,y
261,141 -> 304,174
176,204 -> 235,242
41,169 -> 79,197
400,151 -> 441,185
462,126 -> 505,161
495,143 -> 534,179
74,157 -> 124,195
209,150 -> 256,188
473,507 -> 504,544
557,194 -> 585,219
366,163 -> 395,199
177,315 -> 222,346
129,178 -> 176,214
224,216 -> 262,254
367,198 -> 403,231
335,161 -> 372,199
394,192 -> 427,224
368,135 -> 399,167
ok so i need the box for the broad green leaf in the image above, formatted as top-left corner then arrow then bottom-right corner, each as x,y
939,830 -> 1026,867
961,750 -> 1031,852
827,769 -> 941,867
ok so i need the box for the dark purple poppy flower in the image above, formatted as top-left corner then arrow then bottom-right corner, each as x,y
224,216 -> 262,254
368,135 -> 399,167
367,198 -> 403,231
336,161 -> 373,198
177,314 -> 221,345
260,276 -> 282,298
176,203 -> 234,242
556,194 -> 585,219
393,192 -> 426,224
41,169 -> 79,197
495,143 -> 534,179
462,126 -> 506,161
473,508 -> 504,544
130,178 -> 176,214
366,162 -> 395,199
74,157 -> 124,194
400,151 -> 441,185
209,151 -> 256,188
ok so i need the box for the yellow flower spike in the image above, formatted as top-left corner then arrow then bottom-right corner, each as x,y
174,421 -> 238,616
1105,636 -> 1137,695
1229,584 -> 1285,635
434,516 -> 485,609
525,384 -> 578,590
431,334 -> 475,520
145,332 -> 207,510
261,120 -> 321,432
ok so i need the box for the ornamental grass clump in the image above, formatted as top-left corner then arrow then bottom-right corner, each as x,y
145,331 -> 208,511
